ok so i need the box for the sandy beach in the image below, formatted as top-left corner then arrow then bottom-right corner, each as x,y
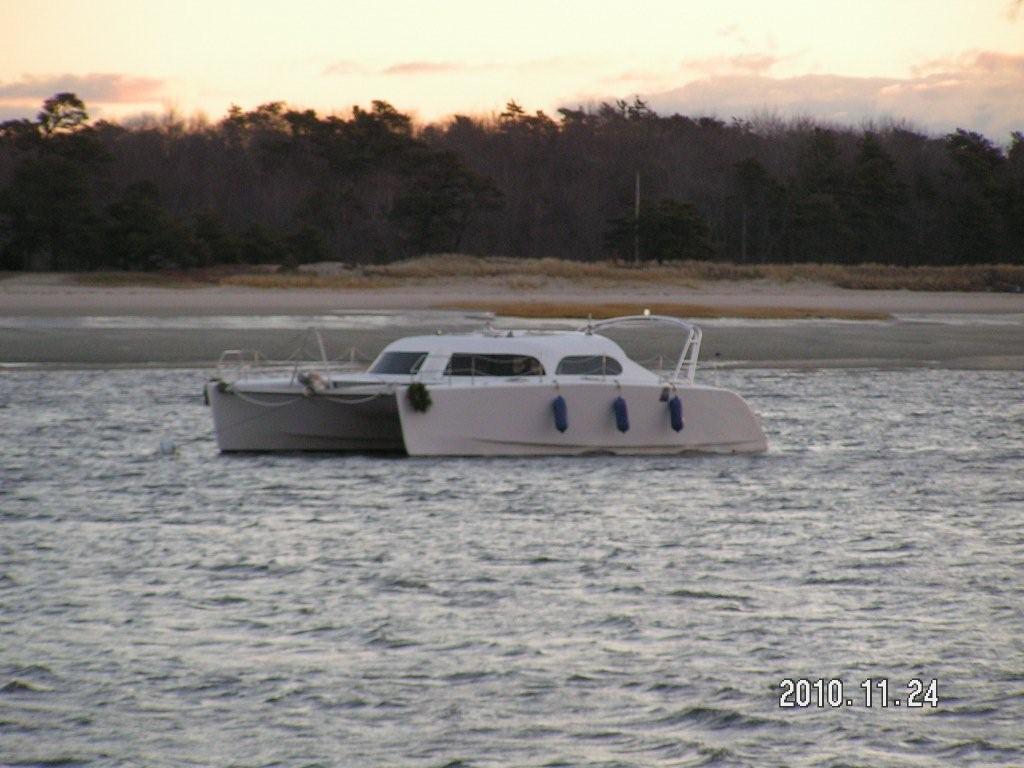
3,271 -> 1024,316
1,273 -> 1022,368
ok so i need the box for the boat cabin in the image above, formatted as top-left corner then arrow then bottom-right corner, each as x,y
368,330 -> 656,382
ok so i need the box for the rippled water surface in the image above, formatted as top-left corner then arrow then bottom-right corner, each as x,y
2,367 -> 1022,767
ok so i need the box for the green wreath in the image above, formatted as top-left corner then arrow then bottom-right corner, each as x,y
407,382 -> 432,412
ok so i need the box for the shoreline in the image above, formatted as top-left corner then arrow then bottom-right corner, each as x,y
1,274 -> 1022,369
3,271 -> 1024,317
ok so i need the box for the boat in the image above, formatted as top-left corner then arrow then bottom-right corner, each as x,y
204,314 -> 767,456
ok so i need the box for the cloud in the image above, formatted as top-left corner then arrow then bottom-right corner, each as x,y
378,59 -> 518,77
640,51 -> 1024,139
0,73 -> 164,103
912,50 -> 1024,79
322,60 -> 365,76
323,57 -> 578,81
381,61 -> 470,76
679,53 -> 783,77
608,69 -> 665,84
606,55 -> 782,90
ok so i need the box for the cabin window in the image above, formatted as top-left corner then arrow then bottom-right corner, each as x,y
555,355 -> 623,376
444,354 -> 545,376
370,351 -> 427,374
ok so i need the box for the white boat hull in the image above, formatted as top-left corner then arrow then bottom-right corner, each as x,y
206,383 -> 403,452
397,382 -> 767,456
207,379 -> 766,456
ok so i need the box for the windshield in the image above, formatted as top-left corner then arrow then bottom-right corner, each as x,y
370,351 -> 427,374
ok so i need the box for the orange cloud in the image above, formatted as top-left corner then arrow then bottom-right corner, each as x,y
321,60 -> 365,76
678,53 -> 782,77
0,73 -> 164,103
381,61 -> 470,76
912,50 -> 1024,78
609,69 -> 666,84
377,59 -> 514,77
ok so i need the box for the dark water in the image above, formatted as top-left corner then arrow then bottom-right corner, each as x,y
1,367 -> 1022,767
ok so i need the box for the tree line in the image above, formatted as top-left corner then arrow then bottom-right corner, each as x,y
0,93 -> 1021,271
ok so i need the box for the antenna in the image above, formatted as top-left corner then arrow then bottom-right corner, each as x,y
634,170 -> 641,264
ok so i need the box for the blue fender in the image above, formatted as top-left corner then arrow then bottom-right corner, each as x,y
613,396 -> 630,433
552,395 -> 569,433
668,395 -> 684,432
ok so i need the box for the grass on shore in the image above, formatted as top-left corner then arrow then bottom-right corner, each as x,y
218,255 -> 1024,292
70,254 -> 1024,292
73,271 -> 209,288
74,264 -> 280,288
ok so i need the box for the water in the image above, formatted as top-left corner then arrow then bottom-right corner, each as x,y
1,367 -> 1022,767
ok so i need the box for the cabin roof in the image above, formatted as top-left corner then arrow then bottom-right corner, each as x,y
382,330 -> 629,359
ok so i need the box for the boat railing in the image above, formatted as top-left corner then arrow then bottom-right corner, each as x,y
216,328 -> 373,384
675,326 -> 702,383
587,314 -> 702,383
217,349 -> 266,382
216,349 -> 321,383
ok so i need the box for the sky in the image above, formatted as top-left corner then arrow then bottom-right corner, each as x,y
1,0 -> 1022,138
